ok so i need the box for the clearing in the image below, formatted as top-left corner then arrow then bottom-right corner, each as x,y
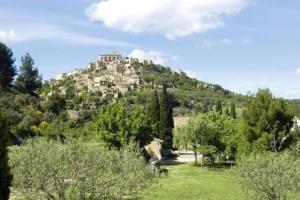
144,164 -> 247,200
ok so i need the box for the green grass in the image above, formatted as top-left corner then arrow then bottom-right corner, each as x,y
143,164 -> 248,200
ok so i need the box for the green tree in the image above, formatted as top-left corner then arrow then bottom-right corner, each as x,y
0,113 -> 12,200
128,106 -> 153,147
148,89 -> 160,138
235,153 -> 300,200
202,103 -> 209,113
230,102 -> 237,119
97,102 -> 128,148
201,112 -> 239,157
242,89 -> 294,152
43,93 -> 66,115
225,107 -> 230,116
9,138 -> 152,199
174,115 -> 218,165
215,99 -> 222,114
159,85 -> 174,149
0,42 -> 16,91
15,53 -> 42,95
96,103 -> 152,148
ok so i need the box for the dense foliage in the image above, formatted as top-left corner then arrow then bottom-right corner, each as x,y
147,90 -> 160,138
15,53 -> 42,95
242,89 -> 294,152
0,42 -> 16,91
0,113 -> 12,200
9,138 -> 153,200
174,114 -> 219,165
235,153 -> 300,200
96,102 -> 153,148
159,85 -> 174,148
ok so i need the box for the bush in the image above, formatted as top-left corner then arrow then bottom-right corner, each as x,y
9,138 -> 153,199
235,153 -> 300,200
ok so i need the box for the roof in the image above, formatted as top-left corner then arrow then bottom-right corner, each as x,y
100,54 -> 122,57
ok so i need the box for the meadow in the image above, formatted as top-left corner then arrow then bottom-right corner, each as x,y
144,164 -> 247,200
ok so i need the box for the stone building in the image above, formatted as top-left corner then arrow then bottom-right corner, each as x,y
99,53 -> 123,64
47,52 -> 148,99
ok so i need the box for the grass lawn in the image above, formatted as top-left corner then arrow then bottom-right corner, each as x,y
143,164 -> 248,200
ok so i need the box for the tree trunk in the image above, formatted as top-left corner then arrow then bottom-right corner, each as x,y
194,150 -> 198,166
201,157 -> 203,172
58,191 -> 65,200
273,134 -> 278,153
79,188 -> 85,200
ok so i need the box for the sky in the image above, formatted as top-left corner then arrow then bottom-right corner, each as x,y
0,0 -> 300,99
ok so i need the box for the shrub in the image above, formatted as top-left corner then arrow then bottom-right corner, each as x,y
235,153 -> 300,200
9,138 -> 153,199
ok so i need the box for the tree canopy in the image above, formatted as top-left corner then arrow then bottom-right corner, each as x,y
147,89 -> 160,138
159,85 -> 174,149
236,153 -> 300,200
215,99 -> 222,114
15,53 -> 42,95
242,89 -> 294,152
230,102 -> 237,119
9,138 -> 152,199
174,114 -> 219,165
96,102 -> 152,148
0,42 -> 16,91
0,113 -> 12,200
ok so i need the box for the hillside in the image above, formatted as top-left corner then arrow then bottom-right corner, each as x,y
42,53 -> 246,117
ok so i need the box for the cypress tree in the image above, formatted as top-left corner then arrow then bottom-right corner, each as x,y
0,42 -> 16,91
202,103 -> 209,113
225,107 -> 230,116
15,53 -> 42,95
230,102 -> 237,119
215,99 -> 222,114
159,85 -> 174,149
148,89 -> 160,138
0,113 -> 12,200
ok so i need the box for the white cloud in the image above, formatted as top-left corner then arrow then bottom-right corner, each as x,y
199,37 -> 252,48
0,25 -> 135,47
296,67 -> 300,76
86,0 -> 252,39
128,49 -> 165,64
0,29 -> 19,42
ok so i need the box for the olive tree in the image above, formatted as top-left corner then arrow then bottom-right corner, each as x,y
9,138 -> 153,200
235,153 -> 300,200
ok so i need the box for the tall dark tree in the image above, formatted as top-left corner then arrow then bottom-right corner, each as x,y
215,99 -> 222,114
0,113 -> 12,200
15,53 -> 42,95
159,85 -> 174,149
148,90 -> 160,138
225,107 -> 230,116
202,103 -> 209,113
230,102 -> 237,119
0,42 -> 16,91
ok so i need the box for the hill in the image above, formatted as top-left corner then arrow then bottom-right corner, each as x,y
42,53 -> 246,117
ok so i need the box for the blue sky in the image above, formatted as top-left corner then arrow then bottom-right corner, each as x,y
0,0 -> 299,99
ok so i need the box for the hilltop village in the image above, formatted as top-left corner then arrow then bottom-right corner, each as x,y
45,53 -> 189,99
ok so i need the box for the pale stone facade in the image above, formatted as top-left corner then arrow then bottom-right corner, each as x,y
47,53 -> 150,99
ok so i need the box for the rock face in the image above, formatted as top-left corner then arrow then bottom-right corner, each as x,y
144,138 -> 163,160
46,53 -> 153,99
